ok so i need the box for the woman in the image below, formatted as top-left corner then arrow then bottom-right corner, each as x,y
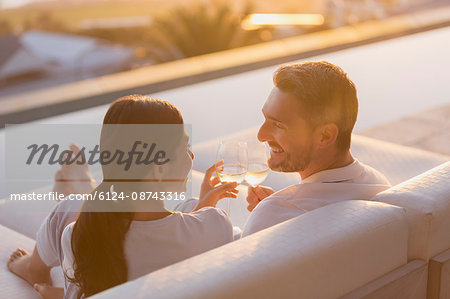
8,95 -> 238,299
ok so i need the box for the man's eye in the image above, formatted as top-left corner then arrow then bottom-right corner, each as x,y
274,122 -> 283,128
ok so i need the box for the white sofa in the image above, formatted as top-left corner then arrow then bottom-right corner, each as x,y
0,131 -> 448,298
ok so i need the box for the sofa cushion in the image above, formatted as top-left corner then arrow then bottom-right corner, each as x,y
93,201 -> 408,299
0,206 -> 52,240
373,161 -> 450,261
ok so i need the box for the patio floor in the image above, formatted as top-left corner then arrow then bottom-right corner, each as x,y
360,103 -> 450,156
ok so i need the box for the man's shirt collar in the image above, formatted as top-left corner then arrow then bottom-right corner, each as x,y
301,160 -> 363,183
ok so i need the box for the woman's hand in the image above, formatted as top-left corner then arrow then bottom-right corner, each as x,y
194,161 -> 239,211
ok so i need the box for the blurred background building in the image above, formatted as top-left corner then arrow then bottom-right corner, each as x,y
0,0 -> 448,98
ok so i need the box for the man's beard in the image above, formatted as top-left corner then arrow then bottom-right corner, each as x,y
268,145 -> 313,172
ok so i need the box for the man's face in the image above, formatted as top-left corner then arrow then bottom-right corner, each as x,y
258,87 -> 315,172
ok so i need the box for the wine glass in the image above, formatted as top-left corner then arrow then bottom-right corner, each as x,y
215,141 -> 248,215
245,141 -> 269,187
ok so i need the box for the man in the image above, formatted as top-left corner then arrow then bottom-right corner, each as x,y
242,61 -> 391,236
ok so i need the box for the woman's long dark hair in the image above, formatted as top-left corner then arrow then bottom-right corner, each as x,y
70,95 -> 183,298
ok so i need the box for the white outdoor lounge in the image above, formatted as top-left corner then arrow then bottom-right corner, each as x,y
1,21 -> 449,299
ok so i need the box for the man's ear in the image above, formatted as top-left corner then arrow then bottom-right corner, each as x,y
315,123 -> 339,149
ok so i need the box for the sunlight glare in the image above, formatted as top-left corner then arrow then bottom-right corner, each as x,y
242,13 -> 324,30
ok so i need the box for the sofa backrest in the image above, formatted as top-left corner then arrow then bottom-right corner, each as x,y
93,201 -> 408,299
373,161 -> 450,261
350,135 -> 449,185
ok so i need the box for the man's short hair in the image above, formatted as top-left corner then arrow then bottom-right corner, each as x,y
273,61 -> 358,150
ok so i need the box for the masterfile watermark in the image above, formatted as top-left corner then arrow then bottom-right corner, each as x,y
9,191 -> 186,201
26,141 -> 170,171
3,124 -> 193,212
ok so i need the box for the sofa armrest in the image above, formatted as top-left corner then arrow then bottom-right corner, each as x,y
374,162 -> 450,261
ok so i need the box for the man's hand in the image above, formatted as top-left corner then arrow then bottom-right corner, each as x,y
195,161 -> 239,211
246,185 -> 275,212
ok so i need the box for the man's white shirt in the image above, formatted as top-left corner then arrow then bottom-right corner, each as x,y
242,160 -> 391,236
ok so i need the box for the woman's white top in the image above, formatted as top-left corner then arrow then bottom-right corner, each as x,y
61,207 -> 233,297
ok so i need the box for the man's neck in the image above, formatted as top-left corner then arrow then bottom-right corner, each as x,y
299,150 -> 354,181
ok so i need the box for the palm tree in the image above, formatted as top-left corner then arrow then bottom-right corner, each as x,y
148,1 -> 264,62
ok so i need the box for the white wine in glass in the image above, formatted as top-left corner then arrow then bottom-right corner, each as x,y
246,163 -> 269,187
245,141 -> 269,187
215,141 -> 248,215
216,164 -> 247,184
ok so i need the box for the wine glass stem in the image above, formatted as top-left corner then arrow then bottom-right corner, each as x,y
227,197 -> 231,216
